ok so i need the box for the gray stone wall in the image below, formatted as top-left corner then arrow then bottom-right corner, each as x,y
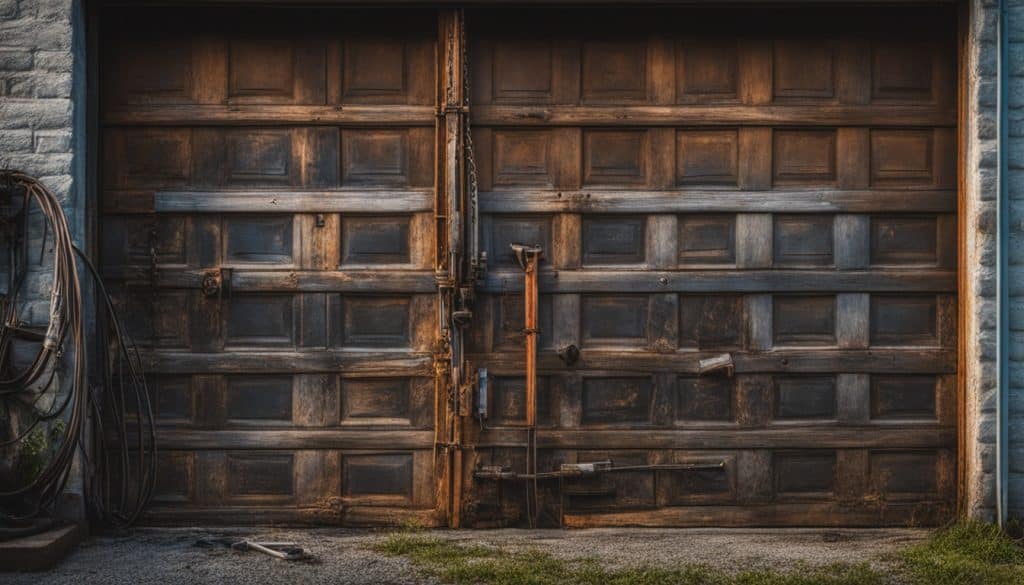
0,0 -> 86,518
0,0 -> 80,209
962,0 -> 1001,523
1008,0 -> 1024,521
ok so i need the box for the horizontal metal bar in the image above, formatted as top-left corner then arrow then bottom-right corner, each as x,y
474,461 -> 726,481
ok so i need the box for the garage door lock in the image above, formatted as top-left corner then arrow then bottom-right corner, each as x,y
201,268 -> 232,299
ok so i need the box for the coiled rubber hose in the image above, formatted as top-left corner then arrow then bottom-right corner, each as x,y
0,170 -> 155,529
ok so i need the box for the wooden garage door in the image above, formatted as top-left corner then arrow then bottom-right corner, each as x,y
100,7 -> 444,525
462,5 -> 958,527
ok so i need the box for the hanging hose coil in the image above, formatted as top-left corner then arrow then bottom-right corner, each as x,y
0,170 -> 156,529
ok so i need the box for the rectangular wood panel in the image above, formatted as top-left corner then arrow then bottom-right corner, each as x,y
679,214 -> 736,266
226,376 -> 294,422
582,216 -> 646,265
773,295 -> 836,346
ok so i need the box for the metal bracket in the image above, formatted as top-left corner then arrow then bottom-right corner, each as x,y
510,243 -> 543,272
698,353 -> 735,377
470,250 -> 488,284
476,367 -> 488,418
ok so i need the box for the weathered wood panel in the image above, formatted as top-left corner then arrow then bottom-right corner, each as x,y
100,6 -> 441,526
464,4 -> 957,528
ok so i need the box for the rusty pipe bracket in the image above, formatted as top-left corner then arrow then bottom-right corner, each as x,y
510,243 -> 543,272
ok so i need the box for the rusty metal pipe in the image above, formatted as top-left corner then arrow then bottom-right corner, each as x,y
474,461 -> 726,481
511,243 -> 542,526
511,244 -> 542,427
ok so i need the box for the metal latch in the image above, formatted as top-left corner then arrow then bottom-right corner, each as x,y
559,460 -> 612,476
698,353 -> 734,377
476,367 -> 488,418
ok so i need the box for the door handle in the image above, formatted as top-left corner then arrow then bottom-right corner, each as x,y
200,267 -> 232,299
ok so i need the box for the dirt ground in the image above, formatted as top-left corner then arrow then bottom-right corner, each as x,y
2,527 -> 930,585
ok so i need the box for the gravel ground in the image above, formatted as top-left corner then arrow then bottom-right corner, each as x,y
2,527 -> 929,585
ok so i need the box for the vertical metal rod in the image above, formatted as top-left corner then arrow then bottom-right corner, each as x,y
525,252 -> 538,527
525,256 -> 538,429
512,244 -> 542,526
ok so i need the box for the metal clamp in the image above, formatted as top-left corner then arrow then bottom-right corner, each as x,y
510,243 -> 543,272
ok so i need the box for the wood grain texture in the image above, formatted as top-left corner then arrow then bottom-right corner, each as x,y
101,3 -> 958,528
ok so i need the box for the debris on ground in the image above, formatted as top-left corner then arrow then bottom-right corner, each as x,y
194,536 -> 310,561
0,527 -> 949,585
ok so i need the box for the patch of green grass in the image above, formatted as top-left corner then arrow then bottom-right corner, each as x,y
899,521 -> 1024,585
377,522 -> 1024,585
374,533 -> 887,585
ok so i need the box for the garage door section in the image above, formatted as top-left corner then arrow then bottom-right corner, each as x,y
463,6 -> 958,527
100,8 -> 442,525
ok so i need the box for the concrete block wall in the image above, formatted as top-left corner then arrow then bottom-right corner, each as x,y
1008,0 -> 1024,521
0,0 -> 81,214
0,0 -> 86,518
964,0 -> 1002,522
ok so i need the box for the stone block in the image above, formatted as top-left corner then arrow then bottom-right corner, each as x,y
980,443 -> 997,473
978,412 -> 998,445
34,129 -> 71,153
0,50 -> 32,71
977,79 -> 998,109
977,360 -> 999,395
0,152 -> 72,176
5,72 -> 72,99
0,129 -> 33,153
33,50 -> 72,73
1010,79 -> 1024,110
977,109 -> 998,141
978,143 -> 999,170
0,19 -> 71,51
0,99 -> 72,130
1009,6 -> 1024,43
0,0 -> 17,19
33,0 -> 72,22
1009,332 -> 1024,361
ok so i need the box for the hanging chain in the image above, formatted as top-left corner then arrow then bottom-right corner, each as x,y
147,218 -> 158,350
461,12 -> 485,285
